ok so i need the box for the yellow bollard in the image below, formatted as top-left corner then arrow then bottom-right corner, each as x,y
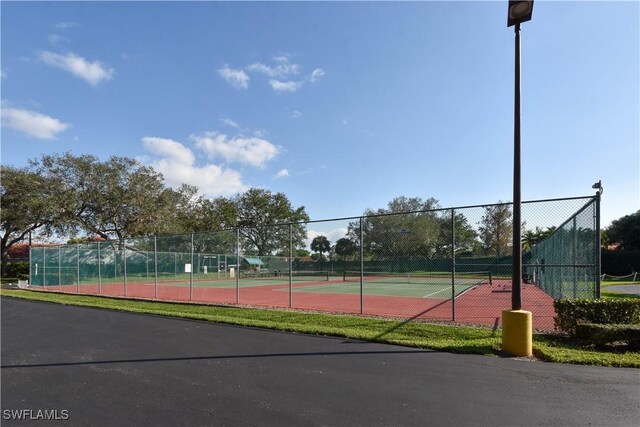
502,310 -> 533,357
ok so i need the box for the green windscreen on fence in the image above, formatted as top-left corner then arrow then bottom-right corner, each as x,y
526,198 -> 597,299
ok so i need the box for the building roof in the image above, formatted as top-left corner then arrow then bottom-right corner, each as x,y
242,257 -> 264,266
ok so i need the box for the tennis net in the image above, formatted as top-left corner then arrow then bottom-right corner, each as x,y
342,271 -> 492,286
240,270 -> 331,282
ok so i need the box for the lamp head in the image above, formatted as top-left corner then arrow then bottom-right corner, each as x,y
508,0 -> 534,27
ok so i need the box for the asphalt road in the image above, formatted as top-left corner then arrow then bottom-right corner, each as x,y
1,297 -> 638,426
606,285 -> 640,295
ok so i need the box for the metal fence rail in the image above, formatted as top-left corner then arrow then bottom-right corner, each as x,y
30,195 -> 600,331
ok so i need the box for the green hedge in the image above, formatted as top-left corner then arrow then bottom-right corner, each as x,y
575,323 -> 640,349
554,299 -> 640,335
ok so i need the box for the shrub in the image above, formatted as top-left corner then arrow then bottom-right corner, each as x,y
554,299 -> 640,335
574,323 -> 640,349
5,261 -> 29,280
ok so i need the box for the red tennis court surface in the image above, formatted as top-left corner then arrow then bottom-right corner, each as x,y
35,278 -> 556,331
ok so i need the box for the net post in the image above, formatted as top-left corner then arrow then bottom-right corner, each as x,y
451,208 -> 456,321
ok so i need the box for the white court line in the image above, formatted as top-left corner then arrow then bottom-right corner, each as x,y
422,288 -> 447,298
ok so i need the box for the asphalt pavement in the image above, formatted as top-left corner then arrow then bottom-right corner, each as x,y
1,297 -> 638,426
605,285 -> 640,295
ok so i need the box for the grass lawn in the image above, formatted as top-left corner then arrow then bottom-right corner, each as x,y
2,289 -> 638,368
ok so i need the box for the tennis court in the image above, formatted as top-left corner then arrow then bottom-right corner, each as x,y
29,196 -> 599,332
100,270 -> 490,300
289,271 -> 490,299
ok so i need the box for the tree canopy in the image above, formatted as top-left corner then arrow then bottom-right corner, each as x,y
478,203 -> 512,257
311,236 -> 331,259
29,153 -> 194,247
0,166 -> 58,275
605,211 -> 640,250
232,188 -> 310,256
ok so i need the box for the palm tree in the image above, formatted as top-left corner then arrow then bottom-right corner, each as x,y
311,235 -> 331,260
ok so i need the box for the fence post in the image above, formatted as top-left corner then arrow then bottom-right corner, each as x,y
154,236 -> 158,300
595,194 -> 601,298
573,216 -> 578,299
77,244 -> 80,293
451,209 -> 456,321
360,217 -> 364,315
97,243 -> 102,294
190,233 -> 194,301
236,228 -> 240,304
123,241 -> 128,296
58,246 -> 62,290
43,246 -> 46,288
289,223 -> 293,308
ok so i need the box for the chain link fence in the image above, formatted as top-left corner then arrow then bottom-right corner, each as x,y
30,195 -> 600,331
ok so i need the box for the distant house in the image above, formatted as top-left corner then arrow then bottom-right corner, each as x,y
6,243 -> 58,262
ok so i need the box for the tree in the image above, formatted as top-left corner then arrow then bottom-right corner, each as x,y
522,226 -> 556,251
348,196 -> 441,257
232,189 -> 309,256
434,211 -> 479,257
606,211 -> 640,250
334,237 -> 358,260
0,166 -> 57,277
311,236 -> 331,259
478,202 -> 513,257
30,153 -> 192,248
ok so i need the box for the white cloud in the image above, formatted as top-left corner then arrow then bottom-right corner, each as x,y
39,51 -> 114,86
247,61 -> 299,78
223,56 -> 323,93
310,68 -> 325,82
218,65 -> 250,90
1,106 -> 70,139
192,133 -> 279,167
221,118 -> 239,128
275,169 -> 289,179
142,137 -> 195,165
291,110 -> 302,119
306,228 -> 349,250
142,136 -> 248,197
270,80 -> 302,93
0,69 -> 6,79
55,22 -> 78,29
49,34 -> 70,45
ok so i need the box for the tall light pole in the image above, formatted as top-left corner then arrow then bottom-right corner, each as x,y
508,0 -> 533,311
502,0 -> 534,358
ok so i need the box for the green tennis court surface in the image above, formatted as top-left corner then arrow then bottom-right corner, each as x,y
292,281 -> 479,299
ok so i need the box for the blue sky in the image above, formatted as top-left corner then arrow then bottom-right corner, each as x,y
1,1 -> 638,243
